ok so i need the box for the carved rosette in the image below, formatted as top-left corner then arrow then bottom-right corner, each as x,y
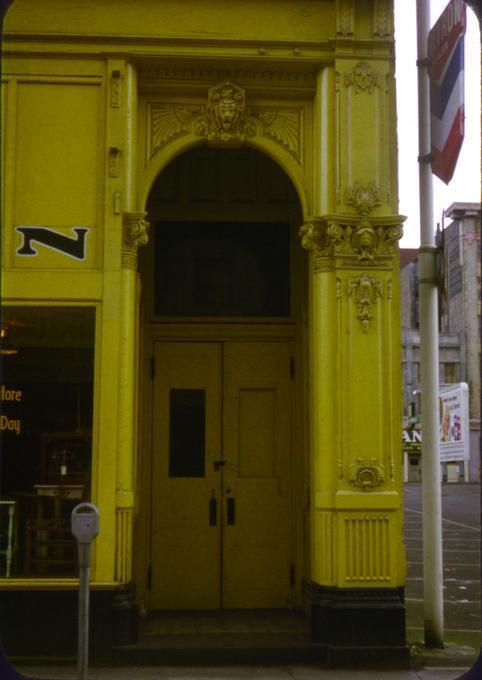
347,183 -> 381,218
345,62 -> 379,93
122,212 -> 149,270
349,458 -> 385,490
148,82 -> 303,163
347,273 -> 382,332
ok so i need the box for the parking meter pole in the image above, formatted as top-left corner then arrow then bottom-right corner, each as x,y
78,544 -> 91,680
71,503 -> 99,680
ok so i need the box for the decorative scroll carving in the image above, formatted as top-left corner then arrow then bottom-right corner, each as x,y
149,104 -> 203,159
349,458 -> 385,490
345,62 -> 379,93
374,0 -> 393,39
299,218 -> 326,253
148,84 -> 303,162
299,217 -> 403,265
250,108 -> 302,160
337,0 -> 354,38
111,69 -> 122,108
122,211 -> 149,270
294,184 -> 402,266
347,273 -> 382,332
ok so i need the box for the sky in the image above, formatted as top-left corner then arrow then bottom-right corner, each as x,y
394,0 -> 481,247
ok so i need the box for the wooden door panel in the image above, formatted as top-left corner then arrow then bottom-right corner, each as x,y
223,342 -> 292,608
150,342 -> 222,609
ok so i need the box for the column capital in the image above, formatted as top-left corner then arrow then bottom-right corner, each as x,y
122,211 -> 149,269
299,210 -> 404,271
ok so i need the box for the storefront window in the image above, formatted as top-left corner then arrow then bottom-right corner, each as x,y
0,306 -> 95,578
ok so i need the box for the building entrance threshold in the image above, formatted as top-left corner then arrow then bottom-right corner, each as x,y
113,609 -> 325,666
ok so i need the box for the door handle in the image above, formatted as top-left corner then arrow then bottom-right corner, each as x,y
227,497 -> 235,525
209,492 -> 217,527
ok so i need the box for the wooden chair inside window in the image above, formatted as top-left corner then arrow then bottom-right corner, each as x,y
0,501 -> 18,577
25,517 -> 77,576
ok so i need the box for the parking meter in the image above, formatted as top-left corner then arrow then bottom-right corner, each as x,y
71,503 -> 99,541
71,503 -> 99,680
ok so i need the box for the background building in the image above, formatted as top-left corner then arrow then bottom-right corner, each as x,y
400,202 -> 481,482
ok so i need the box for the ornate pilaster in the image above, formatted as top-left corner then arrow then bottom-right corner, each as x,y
115,210 -> 148,589
121,211 -> 149,269
302,201 -> 405,660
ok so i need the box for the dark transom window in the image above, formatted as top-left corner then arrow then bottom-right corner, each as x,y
154,221 -> 290,317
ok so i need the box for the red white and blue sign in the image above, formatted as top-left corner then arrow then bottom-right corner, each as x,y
428,0 -> 466,184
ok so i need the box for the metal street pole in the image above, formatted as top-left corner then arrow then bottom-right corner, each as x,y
416,0 -> 444,648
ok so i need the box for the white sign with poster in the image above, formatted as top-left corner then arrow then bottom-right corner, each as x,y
439,382 -> 469,462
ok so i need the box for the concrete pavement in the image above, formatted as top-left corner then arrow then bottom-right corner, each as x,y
13,664 -> 477,680
13,484 -> 481,680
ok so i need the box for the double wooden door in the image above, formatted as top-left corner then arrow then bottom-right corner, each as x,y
150,341 -> 292,609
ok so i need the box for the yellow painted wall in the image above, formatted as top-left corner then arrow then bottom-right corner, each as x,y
5,0 -> 335,42
1,0 -> 404,598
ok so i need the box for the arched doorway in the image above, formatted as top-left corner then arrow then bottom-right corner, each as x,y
139,145 -> 308,610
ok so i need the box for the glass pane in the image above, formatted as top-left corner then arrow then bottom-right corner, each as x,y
169,389 -> 205,477
0,306 -> 95,578
154,221 -> 290,317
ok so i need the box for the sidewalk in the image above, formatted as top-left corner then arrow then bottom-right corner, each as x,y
13,664 -> 476,680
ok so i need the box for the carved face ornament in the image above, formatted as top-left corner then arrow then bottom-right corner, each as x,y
354,226 -> 376,260
208,82 -> 246,135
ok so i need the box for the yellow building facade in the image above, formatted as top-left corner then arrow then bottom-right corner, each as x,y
1,0 -> 407,664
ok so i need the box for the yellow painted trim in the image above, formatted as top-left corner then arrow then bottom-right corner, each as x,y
333,491 -> 402,510
2,271 -> 103,300
0,579 -> 121,590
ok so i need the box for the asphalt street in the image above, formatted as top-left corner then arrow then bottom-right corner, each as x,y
404,483 -> 481,649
